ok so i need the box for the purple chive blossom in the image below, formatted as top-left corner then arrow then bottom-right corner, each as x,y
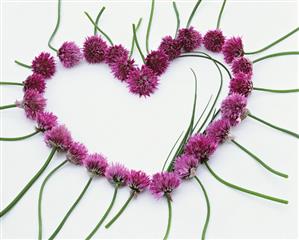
66,142 -> 88,165
84,153 -> 108,176
184,134 -> 218,163
83,35 -> 108,63
58,41 -> 82,68
149,172 -> 181,199
145,50 -> 170,76
36,112 -> 58,132
44,125 -> 72,151
231,57 -> 253,77
158,36 -> 182,60
177,27 -> 202,52
221,93 -> 248,126
105,45 -> 129,66
23,73 -> 46,94
127,66 -> 159,97
206,119 -> 231,144
128,170 -> 150,193
32,52 -> 56,79
203,29 -> 225,53
105,163 -> 130,186
229,73 -> 253,97
111,58 -> 136,81
174,154 -> 199,179
222,37 -> 244,64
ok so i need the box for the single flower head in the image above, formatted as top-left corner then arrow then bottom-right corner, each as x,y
206,118 -> 231,143
222,37 -> 244,64
232,57 -> 253,77
111,58 -> 136,81
83,35 -> 108,63
84,153 -> 108,176
158,36 -> 182,60
221,93 -> 248,126
58,41 -> 82,68
127,65 -> 159,97
105,163 -> 130,186
174,154 -> 199,179
145,50 -> 170,76
44,125 -> 72,151
128,170 -> 150,193
105,45 -> 129,66
32,52 -> 56,79
149,172 -> 181,199
67,142 -> 88,165
229,73 -> 253,97
36,112 -> 58,131
203,29 -> 225,53
177,27 -> 202,52
23,73 -> 46,93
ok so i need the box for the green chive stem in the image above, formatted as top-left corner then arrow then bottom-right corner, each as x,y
1,129 -> 40,141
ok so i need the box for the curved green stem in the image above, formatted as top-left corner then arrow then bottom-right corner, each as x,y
85,185 -> 119,240
172,2 -> 180,37
0,103 -> 17,110
0,81 -> 23,86
163,194 -> 172,240
192,95 -> 213,133
204,161 -> 288,204
14,60 -> 31,69
245,27 -> 299,55
186,0 -> 202,28
129,18 -> 143,58
231,139 -> 288,178
248,112 -> 299,139
253,87 -> 299,93
38,160 -> 68,240
48,0 -> 61,52
146,0 -> 155,54
105,191 -> 135,229
133,24 -> 145,63
253,51 -> 299,64
216,0 -> 227,29
94,7 -> 106,35
194,176 -> 210,240
1,129 -> 40,141
0,148 -> 57,218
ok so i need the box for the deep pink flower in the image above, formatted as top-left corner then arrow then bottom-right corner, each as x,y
36,112 -> 58,131
222,37 -> 244,64
145,50 -> 169,76
127,66 -> 159,97
158,36 -> 181,60
128,170 -> 150,193
149,172 -> 181,199
105,163 -> 130,186
221,93 -> 248,126
44,125 -> 72,151
32,52 -> 56,79
58,41 -> 82,68
84,153 -> 108,176
177,27 -> 202,52
184,134 -> 218,163
83,35 -> 108,63
206,119 -> 231,143
174,154 -> 199,179
23,73 -> 46,93
105,45 -> 129,66
111,58 -> 136,81
231,57 -> 253,77
203,29 -> 225,53
229,73 -> 253,97
67,142 -> 88,165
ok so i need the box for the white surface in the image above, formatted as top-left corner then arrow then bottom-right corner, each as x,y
1,0 -> 298,239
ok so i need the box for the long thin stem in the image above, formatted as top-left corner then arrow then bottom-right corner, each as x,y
216,0 -> 227,29
85,185 -> 119,240
231,139 -> 288,178
48,0 -> 61,52
94,7 -> 106,35
14,60 -> 31,69
172,2 -> 180,37
38,160 -> 68,240
194,176 -> 210,240
49,176 -> 94,240
186,0 -> 202,28
146,0 -> 155,54
245,27 -> 299,55
0,81 -> 23,86
0,103 -> 17,110
133,24 -> 145,63
129,18 -> 143,58
248,112 -> 299,139
163,194 -> 172,240
0,129 -> 40,141
192,95 -> 213,133
204,161 -> 288,204
105,191 -> 135,229
253,87 -> 299,93
253,51 -> 299,64
0,148 -> 57,218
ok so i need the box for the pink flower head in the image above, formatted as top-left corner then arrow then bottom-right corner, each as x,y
232,57 -> 253,77
32,52 -> 56,79
158,36 -> 182,60
145,50 -> 170,76
203,29 -> 225,53
23,73 -> 46,93
184,134 -> 218,163
127,65 -> 159,97
58,41 -> 82,68
149,172 -> 181,199
177,27 -> 202,52
84,153 -> 108,176
229,73 -> 253,97
105,163 -> 130,186
67,142 -> 88,165
174,154 -> 199,179
83,35 -> 108,63
105,45 -> 129,66
111,58 -> 136,81
17,89 -> 46,119
221,93 -> 248,126
222,37 -> 244,64
128,170 -> 150,193
44,125 -> 72,151
206,118 -> 231,143
36,112 -> 58,131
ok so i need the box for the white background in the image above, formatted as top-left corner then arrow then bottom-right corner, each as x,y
1,0 -> 298,239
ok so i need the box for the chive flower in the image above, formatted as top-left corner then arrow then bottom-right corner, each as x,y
83,35 -> 108,63
32,52 -> 56,79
